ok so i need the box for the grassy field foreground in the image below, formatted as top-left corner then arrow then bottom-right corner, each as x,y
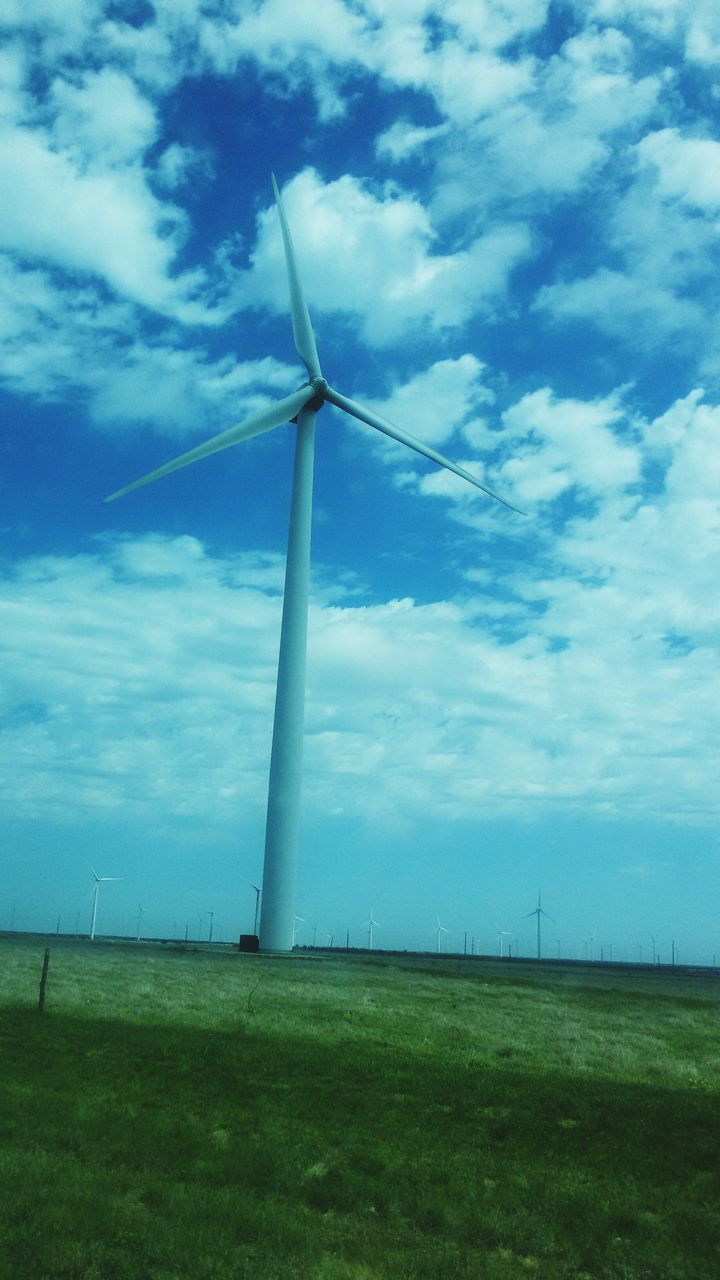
0,938 -> 718,1279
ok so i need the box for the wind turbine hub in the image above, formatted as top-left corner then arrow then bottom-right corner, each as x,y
308,376 -> 328,409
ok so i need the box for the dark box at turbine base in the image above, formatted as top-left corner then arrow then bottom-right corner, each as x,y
238,934 -> 259,952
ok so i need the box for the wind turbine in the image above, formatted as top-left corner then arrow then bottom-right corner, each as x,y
136,904 -> 146,941
105,175 -> 521,954
88,865 -> 122,941
434,916 -> 449,953
249,881 -> 262,937
497,929 -> 513,958
365,908 -> 380,951
523,890 -> 556,960
292,914 -> 305,947
583,927 -> 597,962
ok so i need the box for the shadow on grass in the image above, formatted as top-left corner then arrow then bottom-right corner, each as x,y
0,1005 -> 718,1280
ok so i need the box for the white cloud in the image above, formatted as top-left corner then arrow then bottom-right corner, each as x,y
48,68 -> 158,166
2,463 -> 719,829
339,357 -> 498,496
430,23 -> 663,224
573,0 -> 720,66
533,123 -> 720,356
248,168 -> 532,344
533,266 -> 704,347
0,255 -> 298,433
636,128 -> 720,212
0,123 -> 211,318
375,119 -> 450,162
498,388 -> 641,504
154,142 -> 212,191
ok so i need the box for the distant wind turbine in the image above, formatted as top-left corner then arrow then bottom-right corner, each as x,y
365,908 -> 380,951
523,890 -> 556,960
292,914 -> 305,947
434,916 -> 449,953
136,904 -> 146,942
497,929 -> 513,958
583,927 -> 597,962
87,865 -> 122,941
105,174 -> 522,954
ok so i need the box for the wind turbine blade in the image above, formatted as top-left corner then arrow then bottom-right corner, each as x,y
105,385 -> 315,502
272,174 -> 322,381
324,386 -> 524,514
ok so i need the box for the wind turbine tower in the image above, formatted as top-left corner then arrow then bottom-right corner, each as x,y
434,916 -> 449,953
88,866 -> 122,941
106,176 -> 521,954
250,881 -> 262,937
365,908 -> 380,951
523,890 -> 555,960
498,929 -> 512,958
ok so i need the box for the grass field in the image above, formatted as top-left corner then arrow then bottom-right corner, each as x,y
0,937 -> 718,1279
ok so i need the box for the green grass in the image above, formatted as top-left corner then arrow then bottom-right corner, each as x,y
0,939 -> 718,1279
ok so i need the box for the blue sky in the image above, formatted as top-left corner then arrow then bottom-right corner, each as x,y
2,0 -> 720,962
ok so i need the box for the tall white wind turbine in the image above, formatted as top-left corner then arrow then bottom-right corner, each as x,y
523,890 -> 555,960
88,865 -> 122,941
365,908 -> 380,951
434,916 -> 449,953
106,175 -> 522,954
497,929 -> 513,958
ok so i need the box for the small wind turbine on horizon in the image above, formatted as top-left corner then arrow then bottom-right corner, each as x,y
365,908 -> 380,951
136,904 -> 146,941
497,929 -> 513,958
523,890 -> 556,960
582,927 -> 597,962
105,174 -> 522,953
434,916 -> 449,953
87,865 -> 122,941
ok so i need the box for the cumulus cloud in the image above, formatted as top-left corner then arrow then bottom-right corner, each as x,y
531,119 -> 720,363
2,420 -> 719,830
428,22 -> 664,228
635,128 -> 720,211
48,67 -> 159,166
247,168 -> 532,344
357,355 -> 494,450
0,122 -> 211,318
0,255 -> 298,434
498,388 -> 641,504
573,0 -> 720,65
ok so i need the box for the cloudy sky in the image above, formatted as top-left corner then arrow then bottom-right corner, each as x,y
2,0 -> 719,961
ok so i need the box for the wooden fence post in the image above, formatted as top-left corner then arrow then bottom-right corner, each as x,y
38,948 -> 50,1013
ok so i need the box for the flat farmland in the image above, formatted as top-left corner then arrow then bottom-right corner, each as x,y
0,936 -> 718,1279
